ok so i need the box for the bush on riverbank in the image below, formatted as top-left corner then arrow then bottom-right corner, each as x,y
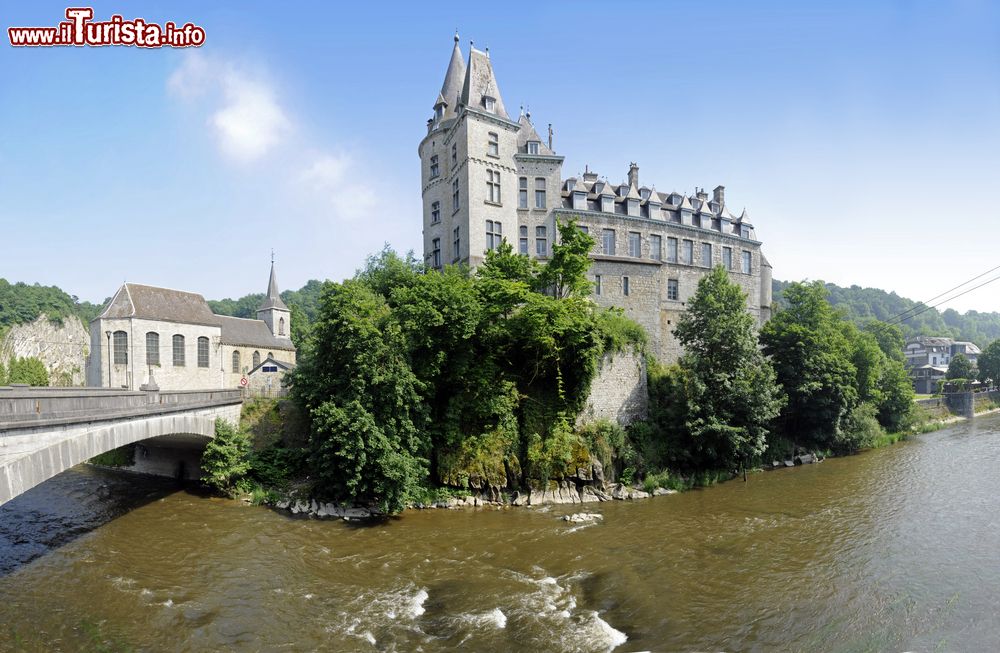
288,224 -> 648,513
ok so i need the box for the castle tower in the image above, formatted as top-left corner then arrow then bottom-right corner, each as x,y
419,35 -> 565,270
257,259 -> 291,342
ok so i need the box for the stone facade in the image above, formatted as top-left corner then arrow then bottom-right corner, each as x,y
577,349 -> 648,427
419,36 -> 772,363
86,263 -> 295,391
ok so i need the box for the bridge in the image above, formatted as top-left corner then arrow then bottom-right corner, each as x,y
0,385 -> 243,506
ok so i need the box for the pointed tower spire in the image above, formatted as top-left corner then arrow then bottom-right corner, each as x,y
259,259 -> 288,311
435,32 -> 466,120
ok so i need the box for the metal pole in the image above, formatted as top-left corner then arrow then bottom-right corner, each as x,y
105,330 -> 112,388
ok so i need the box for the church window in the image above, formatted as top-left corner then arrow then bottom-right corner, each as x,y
453,226 -> 461,261
667,237 -> 678,263
483,96 -> 496,113
429,155 -> 439,179
650,235 -> 662,261
667,279 -> 679,301
534,178 -> 546,209
432,238 -> 441,268
623,276 -> 630,296
486,169 -> 501,203
173,335 -> 185,366
486,220 -> 502,251
527,141 -> 540,155
267,352 -> 274,360
452,179 -> 460,212
701,242 -> 712,267
628,232 -> 641,258
451,143 -> 457,166
197,337 -> 209,368
232,350 -> 241,373
253,351 -> 261,368
145,332 -> 159,366
602,229 -> 616,256
681,239 -> 693,265
518,177 -> 528,209
278,317 -> 285,336
519,226 -> 528,254
488,132 -> 499,157
431,201 -> 440,223
742,251 -> 752,274
113,331 -> 128,365
535,225 -> 548,256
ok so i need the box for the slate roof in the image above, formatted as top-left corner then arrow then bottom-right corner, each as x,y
217,315 -> 294,351
437,35 -> 466,120
258,262 -> 288,311
461,47 -> 510,119
98,284 -> 219,326
248,354 -> 296,375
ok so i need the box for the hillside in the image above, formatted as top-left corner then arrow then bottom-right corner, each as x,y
772,280 -> 1000,346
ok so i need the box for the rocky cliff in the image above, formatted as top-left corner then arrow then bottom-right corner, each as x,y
0,314 -> 89,386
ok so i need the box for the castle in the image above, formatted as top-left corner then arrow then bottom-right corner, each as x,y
418,35 -> 772,362
86,262 -> 296,392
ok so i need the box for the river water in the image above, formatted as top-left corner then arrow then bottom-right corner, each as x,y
2,414 -> 1000,652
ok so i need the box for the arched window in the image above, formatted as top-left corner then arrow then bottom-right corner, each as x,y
278,317 -> 285,336
197,337 -> 210,368
113,331 -> 128,365
267,352 -> 274,361
173,334 -> 185,366
232,350 -> 241,374
145,332 -> 159,366
252,351 -> 260,368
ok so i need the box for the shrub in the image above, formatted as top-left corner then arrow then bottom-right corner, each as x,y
201,419 -> 252,495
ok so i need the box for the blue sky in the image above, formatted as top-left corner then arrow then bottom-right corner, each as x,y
1,1 -> 999,312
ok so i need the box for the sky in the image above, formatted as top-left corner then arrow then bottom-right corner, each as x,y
1,0 -> 999,312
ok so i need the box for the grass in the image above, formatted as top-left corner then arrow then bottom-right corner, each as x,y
642,468 -> 733,493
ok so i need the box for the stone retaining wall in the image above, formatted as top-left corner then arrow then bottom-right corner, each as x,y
577,348 -> 647,427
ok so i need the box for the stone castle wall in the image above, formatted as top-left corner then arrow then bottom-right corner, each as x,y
578,348 -> 648,427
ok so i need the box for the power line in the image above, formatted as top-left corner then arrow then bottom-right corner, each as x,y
887,262 -> 1000,324
888,272 -> 1000,325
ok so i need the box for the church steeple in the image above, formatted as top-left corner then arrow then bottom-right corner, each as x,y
257,257 -> 291,340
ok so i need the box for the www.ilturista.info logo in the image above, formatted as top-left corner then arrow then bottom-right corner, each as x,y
8,7 -> 205,48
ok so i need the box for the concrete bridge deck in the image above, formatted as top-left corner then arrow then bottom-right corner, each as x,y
0,386 -> 243,505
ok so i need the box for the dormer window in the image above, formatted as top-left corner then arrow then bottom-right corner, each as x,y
573,191 -> 587,210
619,184 -> 628,197
483,96 -> 496,113
435,105 -> 444,119
527,141 -> 540,154
627,198 -> 639,216
640,188 -> 651,200
601,196 -> 613,213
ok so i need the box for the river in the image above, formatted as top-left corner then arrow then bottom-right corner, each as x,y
2,414 -> 1000,652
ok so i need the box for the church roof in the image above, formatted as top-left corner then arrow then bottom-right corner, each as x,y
258,262 -> 288,311
247,354 -> 296,376
437,35 -> 466,120
98,283 -> 219,326
461,47 -> 509,119
217,315 -> 294,351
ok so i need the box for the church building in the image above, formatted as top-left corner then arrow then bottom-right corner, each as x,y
86,263 -> 296,391
419,35 -> 772,362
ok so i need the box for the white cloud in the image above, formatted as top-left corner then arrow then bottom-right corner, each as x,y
296,153 -> 377,221
168,52 -> 289,163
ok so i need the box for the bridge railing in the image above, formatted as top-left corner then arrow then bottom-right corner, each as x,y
0,386 -> 243,431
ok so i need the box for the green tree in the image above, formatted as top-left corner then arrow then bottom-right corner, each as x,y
291,280 -> 428,513
947,353 -> 975,380
863,320 -> 906,362
201,419 -> 252,494
535,220 -> 595,298
978,340 -> 1000,389
0,359 -> 6,385
761,281 -> 859,450
7,357 -> 49,386
672,267 -> 784,470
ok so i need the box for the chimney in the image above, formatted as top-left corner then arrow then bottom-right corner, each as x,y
696,187 -> 708,201
627,162 -> 639,188
713,185 -> 725,207
583,164 -> 598,183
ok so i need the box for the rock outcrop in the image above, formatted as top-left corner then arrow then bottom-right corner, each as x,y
0,314 -> 88,386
